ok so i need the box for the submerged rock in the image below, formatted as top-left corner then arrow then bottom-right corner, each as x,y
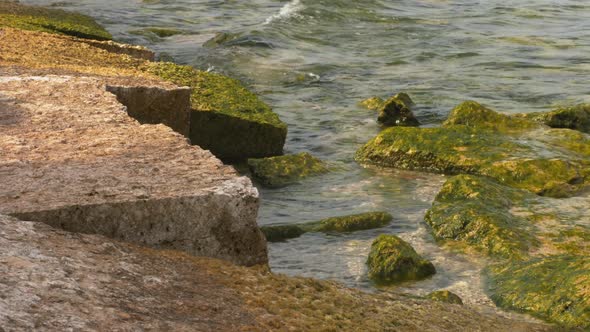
488,255 -> 590,329
356,100 -> 590,197
0,2 -> 112,40
377,93 -> 420,127
261,211 -> 393,242
260,224 -> 306,242
145,62 -> 287,160
129,27 -> 183,41
425,175 -> 537,259
523,104 -> 590,134
306,211 -> 393,233
367,234 -> 435,284
247,152 -> 328,187
426,291 -> 463,305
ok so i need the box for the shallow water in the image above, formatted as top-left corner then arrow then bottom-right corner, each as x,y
24,0 -> 590,317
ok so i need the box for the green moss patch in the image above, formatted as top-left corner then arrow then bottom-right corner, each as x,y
425,175 -> 538,259
247,152 -> 328,187
144,62 -> 287,160
367,234 -> 435,285
356,101 -> 590,197
359,96 -> 384,111
487,255 -> 590,329
129,27 -> 182,41
0,2 -> 112,40
522,104 -> 590,134
304,211 -> 393,233
426,290 -> 463,305
260,225 -> 306,242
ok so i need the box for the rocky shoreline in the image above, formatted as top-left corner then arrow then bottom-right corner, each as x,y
0,2 -> 579,330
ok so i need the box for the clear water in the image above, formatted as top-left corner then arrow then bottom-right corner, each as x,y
24,0 -> 590,317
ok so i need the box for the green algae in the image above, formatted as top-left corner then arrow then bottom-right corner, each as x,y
356,101 -> 590,197
143,62 -> 285,128
359,96 -> 384,111
143,62 -> 287,159
524,104 -> 590,133
487,255 -> 590,329
426,290 -> 463,305
367,234 -> 435,285
247,152 -> 328,187
0,2 -> 112,40
425,175 -> 538,259
443,100 -> 538,133
260,224 -> 306,242
304,212 -> 393,233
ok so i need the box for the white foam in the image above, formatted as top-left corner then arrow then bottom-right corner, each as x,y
264,0 -> 304,25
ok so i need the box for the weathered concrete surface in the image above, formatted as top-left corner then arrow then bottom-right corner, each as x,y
0,214 -> 553,331
0,74 -> 267,266
106,85 -> 191,136
0,214 -> 259,331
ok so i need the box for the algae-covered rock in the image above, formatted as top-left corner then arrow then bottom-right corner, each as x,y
305,211 -> 393,233
359,96 -> 384,111
367,234 -> 435,284
377,94 -> 420,127
247,152 -> 328,187
487,255 -> 590,329
261,211 -> 392,242
425,175 -> 537,259
203,31 -> 243,47
0,2 -> 112,40
444,100 -> 538,132
144,62 -> 287,160
356,100 -> 590,197
260,224 -> 306,242
523,104 -> 590,134
426,290 -> 463,305
129,27 -> 182,41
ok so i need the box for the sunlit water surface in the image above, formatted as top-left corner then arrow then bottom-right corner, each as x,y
24,0 -> 590,319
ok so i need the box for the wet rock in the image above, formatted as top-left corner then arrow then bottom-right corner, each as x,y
261,212 -> 393,242
425,175 -> 537,259
367,234 -> 435,284
356,100 -> 590,197
203,31 -> 243,47
145,62 -> 288,160
488,255 -> 590,329
130,27 -> 182,39
426,290 -> 463,305
203,31 -> 274,48
0,74 -> 267,267
0,2 -> 112,40
247,152 -> 328,187
522,104 -> 590,134
260,224 -> 306,242
377,93 -> 420,127
305,211 -> 393,233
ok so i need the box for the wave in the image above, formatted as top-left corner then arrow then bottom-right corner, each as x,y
264,0 -> 304,25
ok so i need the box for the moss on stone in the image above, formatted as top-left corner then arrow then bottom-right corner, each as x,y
144,62 -> 287,160
356,101 -> 590,197
426,290 -> 463,305
304,211 -> 393,233
260,224 -> 306,242
202,31 -> 243,47
425,175 -> 538,259
487,255 -> 590,329
523,104 -> 590,133
443,101 -> 538,133
367,234 -> 435,284
0,2 -> 112,40
247,152 -> 328,187
359,96 -> 384,111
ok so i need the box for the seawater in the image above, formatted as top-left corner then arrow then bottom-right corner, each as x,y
24,0 -> 590,319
